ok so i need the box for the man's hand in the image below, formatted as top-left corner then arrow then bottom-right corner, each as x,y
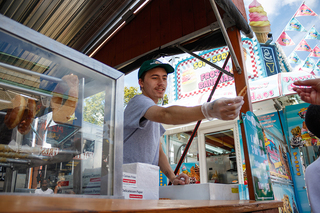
201,96 -> 244,120
171,173 -> 190,185
293,79 -> 320,105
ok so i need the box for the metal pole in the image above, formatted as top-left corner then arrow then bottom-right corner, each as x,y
208,0 -> 242,74
0,62 -> 62,83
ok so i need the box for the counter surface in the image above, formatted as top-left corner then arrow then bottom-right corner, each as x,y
0,194 -> 282,213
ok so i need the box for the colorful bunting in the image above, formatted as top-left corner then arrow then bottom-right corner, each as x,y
295,39 -> 312,52
294,3 -> 318,17
302,57 -> 315,69
284,18 -> 307,32
305,26 -> 320,40
276,32 -> 295,46
309,46 -> 320,58
317,60 -> 320,69
288,52 -> 302,64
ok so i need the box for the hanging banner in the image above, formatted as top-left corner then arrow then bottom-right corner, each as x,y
257,112 -> 292,180
280,71 -> 315,96
304,26 -> 320,40
175,39 -> 261,99
260,45 -> 281,76
294,3 -> 318,17
294,39 -> 312,52
317,60 -> 320,69
288,52 -> 302,64
309,45 -> 320,58
273,183 -> 299,213
249,74 -> 280,103
284,18 -> 306,32
276,32 -> 295,46
302,56 -> 315,69
242,111 -> 274,201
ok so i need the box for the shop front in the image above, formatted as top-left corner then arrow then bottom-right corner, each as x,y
0,1 -> 284,211
161,36 -> 316,212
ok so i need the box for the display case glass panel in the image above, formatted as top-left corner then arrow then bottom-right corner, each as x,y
0,16 -> 123,197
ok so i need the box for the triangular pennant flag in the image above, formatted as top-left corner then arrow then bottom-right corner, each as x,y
309,45 -> 320,57
288,52 -> 302,64
302,56 -> 315,69
284,18 -> 307,32
276,32 -> 295,46
294,3 -> 318,17
305,26 -> 320,40
317,60 -> 320,69
295,39 -> 312,52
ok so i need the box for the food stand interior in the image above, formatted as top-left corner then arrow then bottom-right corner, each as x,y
0,0 -> 284,212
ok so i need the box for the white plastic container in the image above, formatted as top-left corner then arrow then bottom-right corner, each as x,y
123,163 -> 159,200
159,183 -> 239,200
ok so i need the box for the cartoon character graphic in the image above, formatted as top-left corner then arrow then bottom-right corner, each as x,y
301,121 -> 312,146
301,8 -> 312,15
281,194 -> 293,213
282,38 -> 291,45
290,126 -> 304,148
309,32 -> 318,38
290,22 -> 300,30
292,197 -> 299,213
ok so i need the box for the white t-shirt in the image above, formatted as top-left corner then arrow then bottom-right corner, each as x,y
35,188 -> 54,194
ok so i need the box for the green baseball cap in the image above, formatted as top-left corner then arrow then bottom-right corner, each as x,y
138,59 -> 174,79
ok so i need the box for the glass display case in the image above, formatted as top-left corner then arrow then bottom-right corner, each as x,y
0,15 -> 123,197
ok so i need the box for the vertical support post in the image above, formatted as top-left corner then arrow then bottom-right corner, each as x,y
73,77 -> 85,194
227,26 -> 255,200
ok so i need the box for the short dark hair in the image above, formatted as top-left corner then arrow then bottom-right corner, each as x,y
139,71 -> 147,91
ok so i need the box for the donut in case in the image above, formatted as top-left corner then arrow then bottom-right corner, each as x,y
4,94 -> 27,129
18,98 -> 36,135
51,74 -> 79,124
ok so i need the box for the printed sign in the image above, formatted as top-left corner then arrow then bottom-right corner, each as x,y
273,183 -> 299,213
175,39 -> 260,99
249,74 -> 280,102
41,147 -> 59,156
260,45 -> 281,76
123,187 -> 144,199
257,112 -> 292,180
284,103 -> 311,212
170,162 -> 200,184
123,172 -> 137,187
281,71 -> 314,96
243,111 -> 274,201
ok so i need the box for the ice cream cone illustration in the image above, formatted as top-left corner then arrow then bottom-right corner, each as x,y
249,0 -> 271,43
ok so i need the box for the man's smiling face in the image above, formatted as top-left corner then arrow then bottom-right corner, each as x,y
139,67 -> 167,103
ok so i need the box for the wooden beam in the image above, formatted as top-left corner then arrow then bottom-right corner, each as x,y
205,135 -> 234,148
227,26 -> 254,200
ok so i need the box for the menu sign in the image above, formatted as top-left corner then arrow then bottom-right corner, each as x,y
243,111 -> 274,201
175,39 -> 260,99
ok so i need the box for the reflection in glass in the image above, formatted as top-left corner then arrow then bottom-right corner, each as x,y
0,30 -> 116,196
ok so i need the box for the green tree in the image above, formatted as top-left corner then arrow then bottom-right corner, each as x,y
124,86 -> 168,106
83,91 -> 105,126
124,86 -> 141,106
83,86 -> 169,125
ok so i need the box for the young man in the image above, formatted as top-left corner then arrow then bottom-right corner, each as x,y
123,59 -> 244,185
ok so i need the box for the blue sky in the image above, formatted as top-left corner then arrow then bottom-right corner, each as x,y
244,0 -> 320,69
125,0 -> 320,87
